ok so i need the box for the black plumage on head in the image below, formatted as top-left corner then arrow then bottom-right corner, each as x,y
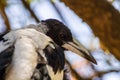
41,19 -> 73,46
44,42 -> 65,74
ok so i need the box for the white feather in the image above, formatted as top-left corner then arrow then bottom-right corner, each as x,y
5,36 -> 38,80
0,28 -> 56,80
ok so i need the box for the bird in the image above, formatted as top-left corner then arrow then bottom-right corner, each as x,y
0,18 -> 97,80
0,28 -> 65,80
27,19 -> 97,64
25,18 -> 97,80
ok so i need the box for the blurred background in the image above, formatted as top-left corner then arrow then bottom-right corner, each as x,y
0,0 -> 120,80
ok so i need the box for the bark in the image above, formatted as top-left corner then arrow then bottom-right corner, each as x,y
50,0 -> 67,24
61,0 -> 120,60
22,0 -> 40,22
0,0 -> 11,32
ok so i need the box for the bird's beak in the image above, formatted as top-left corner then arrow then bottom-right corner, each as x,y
62,38 -> 97,64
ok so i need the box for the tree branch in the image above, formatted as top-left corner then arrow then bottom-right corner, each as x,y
50,0 -> 67,24
22,0 -> 40,22
61,0 -> 120,60
0,8 -> 11,32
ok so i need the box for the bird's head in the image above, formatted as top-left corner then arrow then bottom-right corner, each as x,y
41,19 -> 97,64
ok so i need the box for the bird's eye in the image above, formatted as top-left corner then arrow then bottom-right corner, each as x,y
59,33 -> 66,39
61,35 -> 64,38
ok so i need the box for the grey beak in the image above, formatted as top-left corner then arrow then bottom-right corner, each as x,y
62,38 -> 97,64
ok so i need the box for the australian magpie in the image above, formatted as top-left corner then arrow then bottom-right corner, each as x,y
27,19 -> 97,64
25,19 -> 97,80
0,19 -> 97,80
0,28 -> 65,80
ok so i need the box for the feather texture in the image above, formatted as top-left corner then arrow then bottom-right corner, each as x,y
0,28 -> 65,80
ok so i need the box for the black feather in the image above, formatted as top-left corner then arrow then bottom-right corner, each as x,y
32,64 -> 51,80
0,46 -> 14,80
44,42 -> 65,74
0,32 -> 8,42
41,19 -> 73,46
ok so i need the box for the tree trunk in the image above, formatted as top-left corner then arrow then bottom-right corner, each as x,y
61,0 -> 120,60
